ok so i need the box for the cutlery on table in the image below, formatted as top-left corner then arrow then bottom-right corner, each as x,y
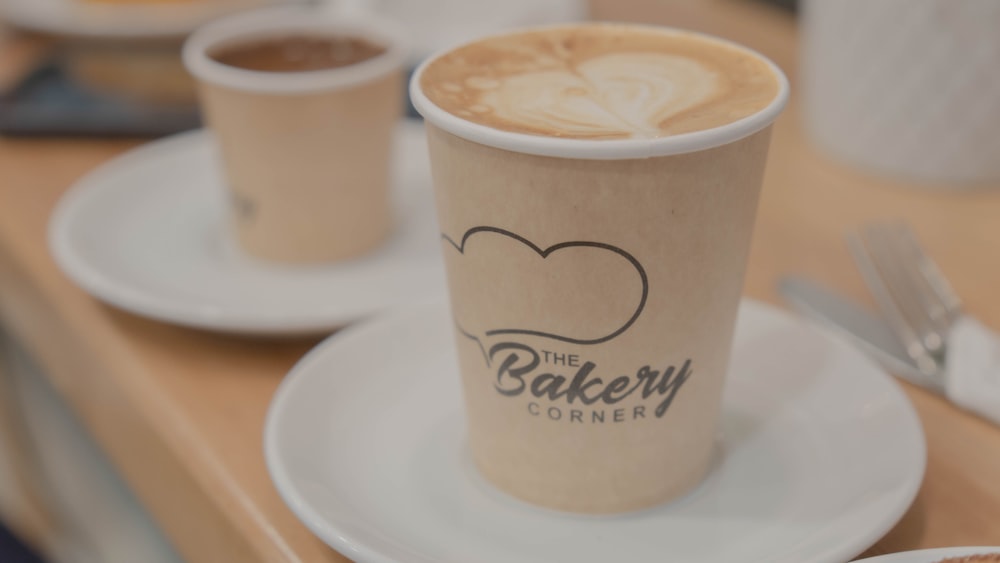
779,222 -> 1000,424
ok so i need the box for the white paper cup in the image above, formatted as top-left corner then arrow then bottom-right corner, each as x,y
184,6 -> 406,264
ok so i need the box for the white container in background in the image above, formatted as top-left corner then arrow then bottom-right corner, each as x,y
801,0 -> 1000,185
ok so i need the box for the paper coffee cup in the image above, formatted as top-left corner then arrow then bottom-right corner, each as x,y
183,7 -> 405,264
411,24 -> 788,513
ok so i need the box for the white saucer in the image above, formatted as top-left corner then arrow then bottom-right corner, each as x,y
0,0 -> 292,39
49,122 -> 446,336
857,548 -> 1000,562
367,0 -> 585,64
264,299 -> 926,563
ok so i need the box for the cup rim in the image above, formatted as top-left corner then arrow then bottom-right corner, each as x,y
409,22 -> 790,160
183,5 -> 406,95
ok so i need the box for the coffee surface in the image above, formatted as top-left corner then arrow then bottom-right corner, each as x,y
210,35 -> 385,72
420,25 -> 779,139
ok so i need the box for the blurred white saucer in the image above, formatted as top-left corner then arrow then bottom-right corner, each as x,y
322,0 -> 587,64
49,121 -> 446,336
0,0 -> 297,40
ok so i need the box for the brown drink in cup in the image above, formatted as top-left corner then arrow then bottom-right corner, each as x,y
411,23 -> 788,513
184,8 -> 405,264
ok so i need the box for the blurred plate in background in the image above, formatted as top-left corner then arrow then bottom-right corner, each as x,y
366,0 -> 587,65
48,121 -> 446,335
0,0 -> 300,39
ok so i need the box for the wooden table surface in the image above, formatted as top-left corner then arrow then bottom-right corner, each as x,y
1,1 -> 999,561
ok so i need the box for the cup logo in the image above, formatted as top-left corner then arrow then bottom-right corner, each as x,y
442,226 -> 692,424
442,226 -> 648,357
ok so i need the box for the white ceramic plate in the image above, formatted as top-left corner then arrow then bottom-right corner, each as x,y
369,0 -> 585,63
264,298 -> 926,563
857,548 -> 1000,562
0,0 -> 293,40
49,122 -> 446,335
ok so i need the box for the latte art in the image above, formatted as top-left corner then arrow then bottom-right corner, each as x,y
482,53 -> 720,138
420,25 -> 779,140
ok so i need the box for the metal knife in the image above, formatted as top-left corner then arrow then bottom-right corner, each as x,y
777,276 -> 945,393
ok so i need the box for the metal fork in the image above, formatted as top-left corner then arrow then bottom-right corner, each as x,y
847,222 -> 964,387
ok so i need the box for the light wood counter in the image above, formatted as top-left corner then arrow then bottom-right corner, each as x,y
1,1 -> 999,561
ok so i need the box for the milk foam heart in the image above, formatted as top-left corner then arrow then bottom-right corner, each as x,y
420,25 -> 779,140
480,53 -> 719,139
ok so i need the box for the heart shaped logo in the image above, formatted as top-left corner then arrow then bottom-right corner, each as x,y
479,52 -> 720,138
442,227 -> 648,365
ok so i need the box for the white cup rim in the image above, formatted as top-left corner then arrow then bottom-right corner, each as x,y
409,22 -> 790,160
183,5 -> 407,95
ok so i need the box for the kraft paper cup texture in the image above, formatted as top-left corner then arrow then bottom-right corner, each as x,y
411,24 -> 789,513
183,7 -> 406,264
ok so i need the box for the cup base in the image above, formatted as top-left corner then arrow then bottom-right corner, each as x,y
466,439 -> 720,515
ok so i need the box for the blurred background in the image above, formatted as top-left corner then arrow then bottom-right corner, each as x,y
2,0 -> 998,562
0,2 -> 792,561
0,0 -> 794,137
